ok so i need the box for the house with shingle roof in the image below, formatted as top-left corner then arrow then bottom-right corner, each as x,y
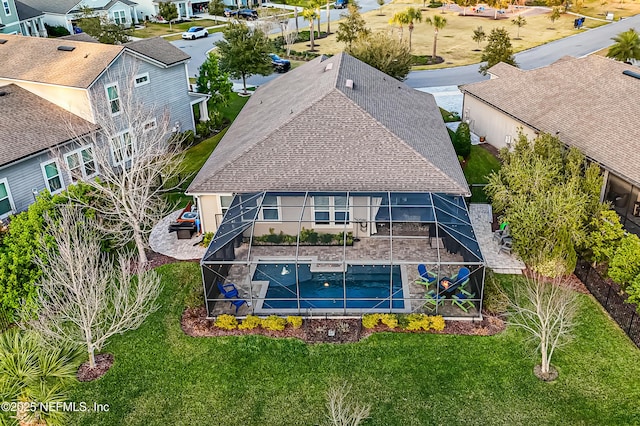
0,34 -> 208,219
187,53 -> 470,234
0,0 -> 47,37
459,54 -> 640,233
19,0 -> 140,34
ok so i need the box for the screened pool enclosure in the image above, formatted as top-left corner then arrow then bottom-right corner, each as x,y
201,192 -> 485,318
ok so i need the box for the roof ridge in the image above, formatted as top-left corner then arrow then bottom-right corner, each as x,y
332,90 -> 470,195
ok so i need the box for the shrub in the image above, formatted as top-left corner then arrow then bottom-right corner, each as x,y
168,130 -> 195,150
200,232 -> 214,247
320,233 -> 334,244
404,313 -> 431,331
454,122 -> 472,158
45,23 -> 71,37
430,316 -> 445,331
379,314 -> 398,329
195,120 -> 220,139
287,316 -> 303,329
608,233 -> 640,289
261,315 -> 286,331
214,314 -> 238,330
238,315 -> 262,330
482,270 -> 509,314
362,314 -> 381,329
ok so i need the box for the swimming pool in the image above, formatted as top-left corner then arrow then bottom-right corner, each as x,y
252,263 -> 405,311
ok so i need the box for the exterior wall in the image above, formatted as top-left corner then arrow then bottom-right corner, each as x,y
0,80 -> 93,122
198,194 -> 220,234
89,53 -> 194,136
0,138 -> 94,217
0,21 -> 20,34
461,95 -> 537,150
39,13 -> 74,33
0,0 -> 18,27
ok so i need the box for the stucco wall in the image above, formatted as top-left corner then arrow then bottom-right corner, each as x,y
462,95 -> 537,150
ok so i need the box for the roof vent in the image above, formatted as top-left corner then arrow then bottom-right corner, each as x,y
345,79 -> 353,89
623,69 -> 640,80
57,45 -> 76,52
325,62 -> 333,71
0,39 -> 7,44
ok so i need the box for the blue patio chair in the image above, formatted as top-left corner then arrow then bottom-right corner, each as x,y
415,264 -> 437,286
439,267 -> 471,295
451,288 -> 476,313
217,282 -> 247,312
217,281 -> 239,298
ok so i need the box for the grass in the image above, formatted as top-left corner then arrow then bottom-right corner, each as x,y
290,0 -> 610,68
68,263 -> 640,425
463,144 -> 501,202
131,19 -> 226,38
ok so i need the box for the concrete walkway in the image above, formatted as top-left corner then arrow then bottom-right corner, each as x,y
149,210 -> 206,260
469,204 -> 525,274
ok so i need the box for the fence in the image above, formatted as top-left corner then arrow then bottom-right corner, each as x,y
468,184 -> 489,204
575,259 -> 640,349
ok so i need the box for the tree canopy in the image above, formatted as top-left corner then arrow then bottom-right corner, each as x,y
336,3 -> 370,48
479,27 -> 516,75
346,31 -> 412,81
75,6 -> 130,44
485,132 -> 603,275
216,22 -> 273,95
607,28 -> 640,63
196,51 -> 233,113
158,1 -> 178,29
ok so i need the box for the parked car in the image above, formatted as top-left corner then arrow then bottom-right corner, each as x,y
270,54 -> 291,73
181,26 -> 208,40
223,8 -> 238,17
238,8 -> 258,20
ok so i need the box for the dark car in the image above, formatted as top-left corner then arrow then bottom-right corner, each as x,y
223,8 -> 238,17
238,8 -> 258,20
270,53 -> 291,73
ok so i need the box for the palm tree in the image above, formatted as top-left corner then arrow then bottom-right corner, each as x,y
405,7 -> 422,51
311,0 -> 323,39
607,28 -> 640,64
425,14 -> 447,61
0,329 -> 82,426
302,7 -> 319,51
511,15 -> 526,39
389,11 -> 410,42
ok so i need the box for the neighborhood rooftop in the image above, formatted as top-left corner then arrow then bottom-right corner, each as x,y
0,84 -> 98,167
188,53 -> 469,195
125,37 -> 191,67
14,0 -> 42,20
460,55 -> 640,186
17,0 -> 80,14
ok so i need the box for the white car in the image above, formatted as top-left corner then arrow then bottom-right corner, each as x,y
181,26 -> 208,40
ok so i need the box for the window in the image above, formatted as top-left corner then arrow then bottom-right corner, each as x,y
2,1 -> 10,15
220,195 -> 233,217
0,179 -> 14,217
105,83 -> 120,116
143,118 -> 157,132
110,131 -> 134,165
41,161 -> 64,194
260,195 -> 280,221
313,196 -> 351,226
113,10 -> 126,25
134,72 -> 150,87
65,146 -> 97,182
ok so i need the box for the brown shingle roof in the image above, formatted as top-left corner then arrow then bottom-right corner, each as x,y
0,34 -> 123,88
0,84 -> 98,167
188,53 -> 469,195
460,55 -> 640,186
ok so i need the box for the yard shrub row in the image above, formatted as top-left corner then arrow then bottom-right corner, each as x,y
362,313 -> 445,331
217,314 -> 303,331
252,228 -> 354,246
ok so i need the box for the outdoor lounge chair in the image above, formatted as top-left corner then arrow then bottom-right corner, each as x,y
439,267 -> 470,294
415,264 -> 437,286
451,288 -> 476,313
217,281 -> 239,299
498,238 -> 513,254
425,289 -> 445,310
229,298 -> 248,313
493,224 -> 510,244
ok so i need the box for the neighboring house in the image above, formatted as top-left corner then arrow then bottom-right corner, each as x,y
187,53 -> 485,318
135,0 -> 209,20
19,0 -> 140,34
460,55 -> 640,233
0,0 -> 47,37
0,34 -> 208,217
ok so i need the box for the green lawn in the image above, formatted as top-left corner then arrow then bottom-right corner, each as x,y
131,20 -> 226,38
68,263 -> 640,425
463,145 -> 501,203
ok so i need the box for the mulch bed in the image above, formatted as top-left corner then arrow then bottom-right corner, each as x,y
144,251 -> 199,270
77,353 -> 114,382
181,306 -> 506,343
522,268 -> 590,294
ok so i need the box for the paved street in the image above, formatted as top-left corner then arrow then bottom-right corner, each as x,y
172,9 -> 640,88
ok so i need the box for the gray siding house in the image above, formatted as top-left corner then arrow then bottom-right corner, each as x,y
0,34 -> 208,219
0,0 -> 47,36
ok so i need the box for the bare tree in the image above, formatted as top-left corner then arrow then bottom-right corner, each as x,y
508,272 -> 579,380
326,382 -> 371,426
28,206 -> 162,368
283,23 -> 298,56
62,64 -> 186,265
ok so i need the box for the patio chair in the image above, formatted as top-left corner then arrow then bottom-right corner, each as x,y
217,281 -> 239,299
451,288 -> 476,313
230,298 -> 248,313
493,224 -> 510,243
425,289 -> 445,311
498,238 -> 513,255
415,264 -> 437,286
441,267 -> 470,294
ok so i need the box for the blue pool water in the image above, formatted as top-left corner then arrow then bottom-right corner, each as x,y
253,264 -> 404,310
